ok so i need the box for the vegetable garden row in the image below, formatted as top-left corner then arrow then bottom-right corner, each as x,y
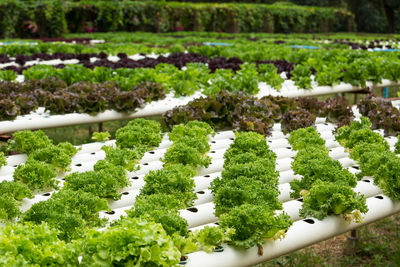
1,88 -> 400,265
1,46 -> 400,129
1,33 -> 400,265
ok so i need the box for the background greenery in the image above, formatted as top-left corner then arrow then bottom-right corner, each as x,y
0,0 -> 353,38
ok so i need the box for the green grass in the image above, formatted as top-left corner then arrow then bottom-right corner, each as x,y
258,215 -> 400,267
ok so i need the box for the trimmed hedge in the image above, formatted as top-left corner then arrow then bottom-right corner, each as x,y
0,1 -> 354,38
0,0 -> 66,38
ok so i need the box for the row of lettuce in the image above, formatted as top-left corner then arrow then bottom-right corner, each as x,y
65,32 -> 400,47
2,47 -> 400,88
0,36 -> 396,60
2,56 -> 400,121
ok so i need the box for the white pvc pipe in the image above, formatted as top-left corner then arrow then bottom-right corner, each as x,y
185,195 -> 400,267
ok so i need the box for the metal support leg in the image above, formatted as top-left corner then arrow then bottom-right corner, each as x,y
88,125 -> 93,138
384,87 -> 388,99
346,229 -> 359,253
98,122 -> 103,132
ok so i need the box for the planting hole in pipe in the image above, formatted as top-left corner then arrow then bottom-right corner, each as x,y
75,163 -> 82,167
229,138 -> 234,140
214,246 -> 224,252
211,141 -> 216,144
122,192 -> 129,195
197,191 -> 205,194
149,151 -> 155,154
91,152 -> 95,155
352,165 -> 360,170
215,222 -> 219,225
286,147 -> 291,150
132,176 -> 139,180
375,195 -> 384,199
143,163 -> 149,166
297,198 -> 304,202
303,219 -> 315,224
362,179 -> 371,183
42,193 -> 51,196
187,207 -> 198,213
210,151 -> 216,153
179,256 -> 188,265
105,210 -> 115,215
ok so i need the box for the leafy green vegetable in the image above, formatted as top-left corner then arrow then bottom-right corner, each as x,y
171,232 -> 199,255
204,69 -> 234,95
51,189 -> 110,226
168,121 -> 214,142
64,164 -> 128,200
223,131 -> 276,166
220,159 -> 279,186
0,180 -> 33,200
116,118 -> 162,150
56,142 -> 80,157
27,145 -> 72,173
219,204 -> 292,249
0,196 -> 21,222
13,160 -> 58,191
342,60 -> 368,87
163,142 -> 212,167
345,128 -> 387,151
288,127 -> 325,151
140,210 -> 189,237
232,64 -> 260,95
0,181 -> 33,221
92,131 -> 111,142
291,65 -> 312,89
10,130 -> 52,154
258,64 -> 284,90
195,226 -> 234,253
140,164 -> 197,207
213,177 -> 282,217
163,120 -> 213,168
0,70 -> 17,81
299,181 -> 368,223
290,147 -> 357,198
23,189 -> 109,241
0,222 -> 79,266
102,146 -> 141,171
125,193 -> 189,236
0,152 -> 6,169
128,194 -> 186,215
334,117 -> 372,147
315,65 -> 342,86
372,155 -> 400,200
22,199 -> 86,241
349,142 -> 389,161
80,217 -> 181,266
395,135 -> 400,154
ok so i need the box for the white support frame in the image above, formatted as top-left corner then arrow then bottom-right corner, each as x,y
1,112 -> 399,266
